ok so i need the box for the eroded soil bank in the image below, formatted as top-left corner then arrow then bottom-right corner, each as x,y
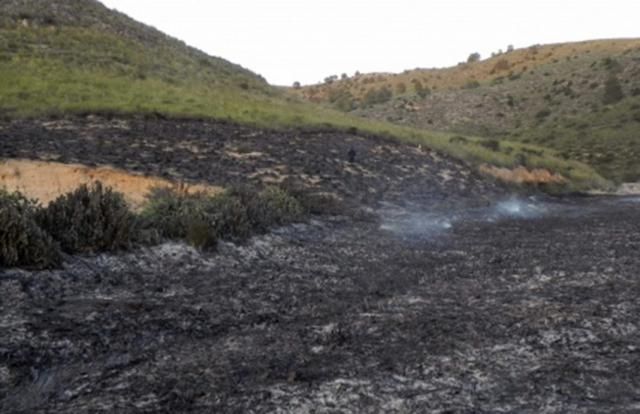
1,117 -> 639,413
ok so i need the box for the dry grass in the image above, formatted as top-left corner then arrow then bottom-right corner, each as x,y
0,159 -> 221,209
295,39 -> 640,102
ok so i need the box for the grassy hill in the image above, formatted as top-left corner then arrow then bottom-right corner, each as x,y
292,39 -> 640,183
0,0 -> 609,191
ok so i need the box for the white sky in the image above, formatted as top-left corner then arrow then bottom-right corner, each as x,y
100,0 -> 639,86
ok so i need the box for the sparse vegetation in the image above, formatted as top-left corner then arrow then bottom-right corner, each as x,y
36,182 -> 138,254
247,186 -> 304,231
292,39 -> 640,184
0,1 -> 621,190
142,185 -> 306,250
0,190 -> 61,269
0,179 -> 334,268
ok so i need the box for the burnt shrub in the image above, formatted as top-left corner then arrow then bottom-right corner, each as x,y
0,190 -> 61,269
37,182 -> 138,254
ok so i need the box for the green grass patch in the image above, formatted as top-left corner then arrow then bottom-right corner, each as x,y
0,26 -> 608,191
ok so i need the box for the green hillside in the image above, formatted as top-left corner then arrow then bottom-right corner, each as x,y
295,40 -> 640,183
0,0 -> 608,191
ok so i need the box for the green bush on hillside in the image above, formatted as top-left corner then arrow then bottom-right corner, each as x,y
363,87 -> 393,106
0,190 -> 61,269
602,75 -> 624,105
37,182 -> 138,254
467,52 -> 481,63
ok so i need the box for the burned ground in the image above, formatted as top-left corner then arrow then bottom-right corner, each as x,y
1,118 -> 639,413
0,116 -> 502,208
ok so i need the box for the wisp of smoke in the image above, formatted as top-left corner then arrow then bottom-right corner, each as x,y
379,197 -> 552,240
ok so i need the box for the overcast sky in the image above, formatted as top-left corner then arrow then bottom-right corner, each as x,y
100,0 -> 639,86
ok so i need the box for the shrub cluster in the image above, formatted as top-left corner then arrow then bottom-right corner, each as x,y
1,180 -> 340,269
142,186 -> 306,248
0,190 -> 61,269
602,75 -> 624,105
362,87 -> 392,106
145,183 -> 337,248
36,182 -> 137,254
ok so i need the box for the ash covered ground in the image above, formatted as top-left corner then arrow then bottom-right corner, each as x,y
1,118 -> 640,413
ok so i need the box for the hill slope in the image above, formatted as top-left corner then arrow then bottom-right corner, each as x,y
0,0 -> 607,191
294,39 -> 640,183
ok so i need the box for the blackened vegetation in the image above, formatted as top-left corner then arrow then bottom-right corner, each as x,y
4,117 -> 638,412
0,116 -> 502,207
1,196 -> 640,412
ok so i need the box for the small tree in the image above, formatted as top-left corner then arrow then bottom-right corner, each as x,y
292,81 -> 301,89
324,75 -> 338,84
467,52 -> 481,63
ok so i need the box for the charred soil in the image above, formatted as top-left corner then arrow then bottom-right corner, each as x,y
1,117 -> 639,413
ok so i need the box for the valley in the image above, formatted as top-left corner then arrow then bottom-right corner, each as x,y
1,1 -> 640,412
1,117 -> 640,413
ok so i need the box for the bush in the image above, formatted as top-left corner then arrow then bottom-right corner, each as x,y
140,187 -> 194,240
362,87 -> 392,106
200,192 -> 252,241
143,188 -> 256,249
143,184 -> 321,249
603,75 -> 624,105
37,182 -> 138,254
231,186 -> 303,233
467,52 -> 481,63
492,59 -> 510,72
0,190 -> 61,269
178,192 -> 252,250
